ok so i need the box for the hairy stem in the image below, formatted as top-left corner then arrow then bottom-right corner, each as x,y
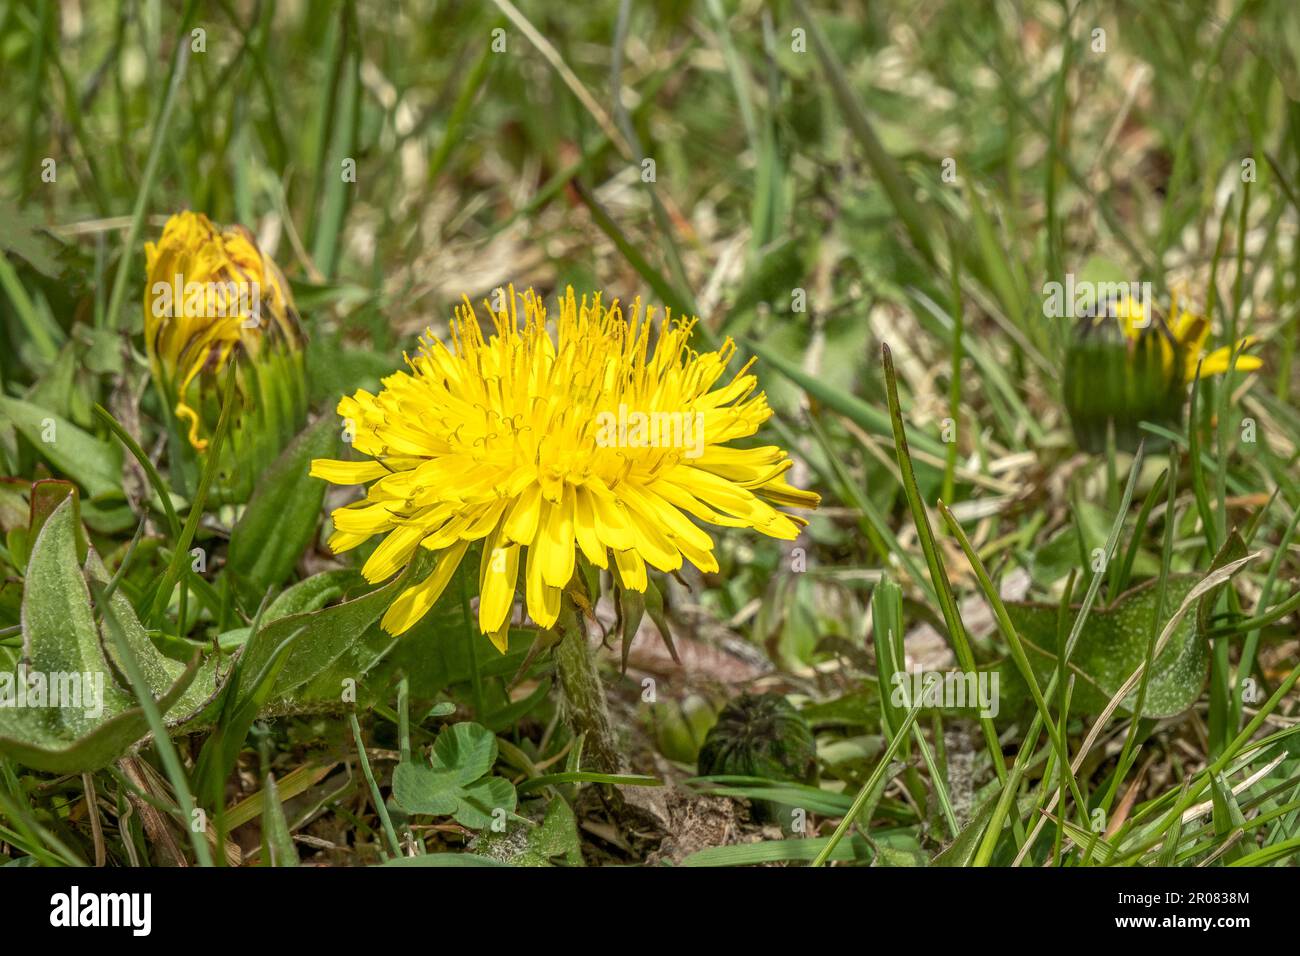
552,601 -> 623,774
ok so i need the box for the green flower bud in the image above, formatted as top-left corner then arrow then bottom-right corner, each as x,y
697,692 -> 817,784
1063,312 -> 1184,453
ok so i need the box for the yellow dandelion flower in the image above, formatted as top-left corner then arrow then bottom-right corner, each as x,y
1165,292 -> 1263,380
1106,292 -> 1262,384
1065,292 -> 1262,452
144,211 -> 304,452
311,286 -> 820,648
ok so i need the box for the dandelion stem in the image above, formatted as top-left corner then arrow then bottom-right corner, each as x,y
552,599 -> 622,775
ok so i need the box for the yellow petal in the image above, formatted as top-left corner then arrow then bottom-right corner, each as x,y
361,523 -> 424,583
381,539 -> 469,635
623,503 -> 682,572
303,283 -> 820,641
420,516 -> 475,551
1197,345 -> 1262,378
612,548 -> 647,591
175,399 -> 208,452
1113,296 -> 1146,342
589,490 -> 635,551
310,458 -> 390,485
331,501 -> 396,535
756,479 -> 822,509
573,485 -> 608,568
524,542 -> 561,628
539,484 -> 576,588
503,482 -> 543,545
651,478 -> 748,528
327,529 -> 372,554
1174,312 -> 1210,354
667,465 -> 757,517
459,498 -> 510,539
623,484 -> 714,553
676,534 -> 718,574
479,540 -> 520,634
485,619 -> 511,654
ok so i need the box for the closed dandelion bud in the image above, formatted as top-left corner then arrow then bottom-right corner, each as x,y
143,211 -> 307,503
1064,310 -> 1183,453
1063,294 -> 1262,453
696,692 -> 817,784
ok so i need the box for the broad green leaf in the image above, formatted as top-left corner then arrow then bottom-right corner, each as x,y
0,397 -> 123,499
294,558 -> 534,708
228,415 -> 338,597
872,839 -> 929,867
1,479 -> 81,572
391,764 -> 464,816
472,797 -> 584,866
19,502 -> 133,729
26,339 -> 80,419
0,198 -> 64,278
263,569 -> 365,620
217,569 -> 365,649
391,767 -> 517,830
0,499 -> 201,772
0,240 -> 61,360
931,793 -> 1000,867
1006,575 -> 1223,719
1029,525 -> 1080,587
86,551 -> 220,726
29,480 -> 83,563
456,778 -> 516,830
233,566 -> 412,711
1005,532 -> 1249,719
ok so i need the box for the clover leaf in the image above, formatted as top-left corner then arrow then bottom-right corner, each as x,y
391,722 -> 517,830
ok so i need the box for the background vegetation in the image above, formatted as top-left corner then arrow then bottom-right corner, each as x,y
1,0 -> 1298,867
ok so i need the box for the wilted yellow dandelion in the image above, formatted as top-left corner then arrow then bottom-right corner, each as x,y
311,286 -> 819,647
144,211 -> 304,452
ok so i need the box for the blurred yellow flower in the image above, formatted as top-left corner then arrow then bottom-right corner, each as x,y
311,286 -> 819,646
144,211 -> 304,451
1065,292 -> 1262,452
1106,292 -> 1261,384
